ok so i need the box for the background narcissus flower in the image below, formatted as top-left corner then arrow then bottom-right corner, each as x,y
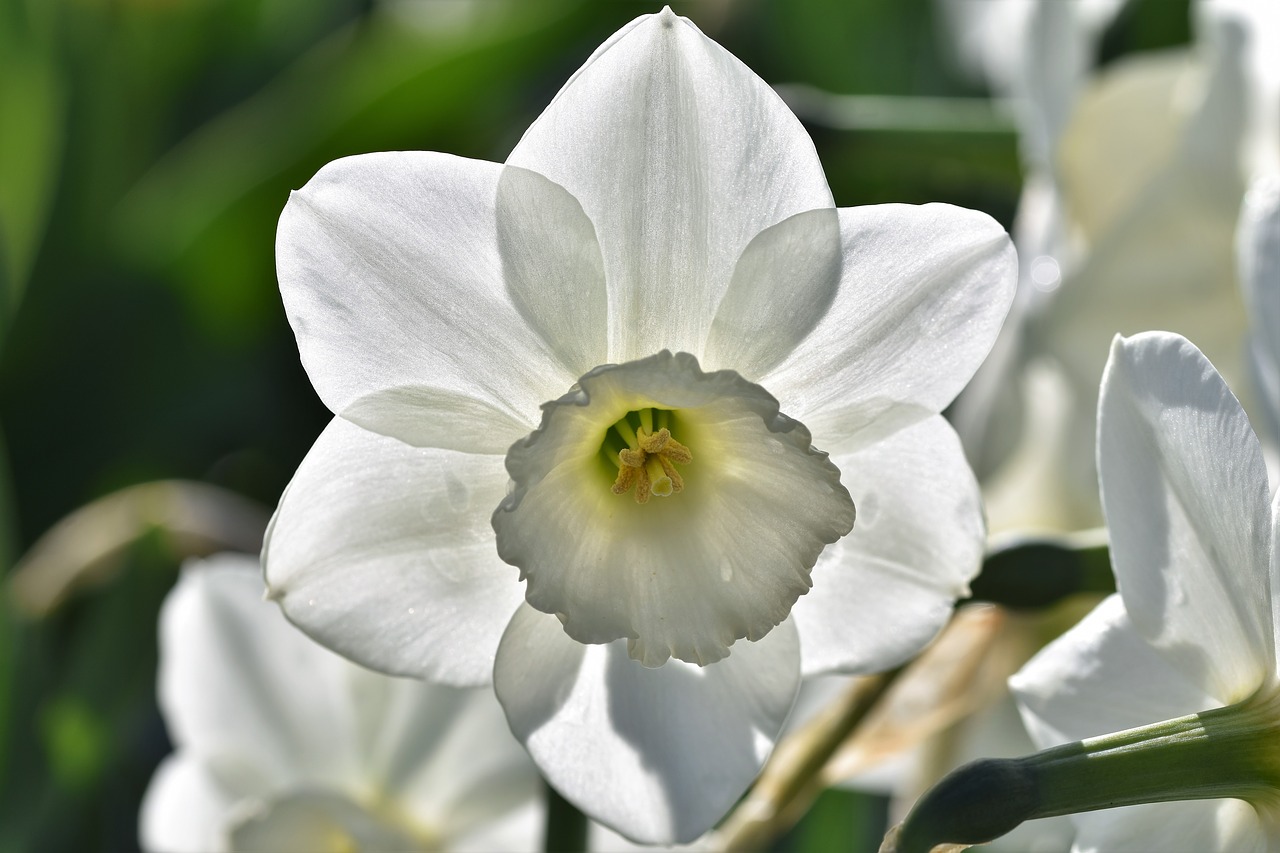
140,554 -> 543,853
950,0 -> 1277,535
263,7 -> 1015,843
1010,332 -> 1280,851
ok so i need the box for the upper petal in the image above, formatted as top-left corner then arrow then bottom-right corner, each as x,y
791,416 -> 985,676
493,603 -> 801,845
1098,332 -> 1273,704
491,351 -> 855,667
262,418 -> 524,686
759,204 -> 1017,450
277,152 -> 598,450
703,207 -> 842,380
506,9 -> 833,362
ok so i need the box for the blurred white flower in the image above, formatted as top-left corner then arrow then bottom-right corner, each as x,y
139,555 -> 542,853
1010,332 -> 1280,850
950,0 -> 1277,535
264,7 -> 1016,843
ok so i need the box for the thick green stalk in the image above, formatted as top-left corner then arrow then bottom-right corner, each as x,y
887,691 -> 1280,853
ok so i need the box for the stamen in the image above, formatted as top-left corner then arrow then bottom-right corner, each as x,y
634,466 -> 652,504
611,462 -> 639,495
639,407 -> 654,435
661,436 -> 692,465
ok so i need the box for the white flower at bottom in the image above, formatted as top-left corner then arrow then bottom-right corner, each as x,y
263,7 -> 1016,843
1008,332 -> 1280,851
140,555 -> 541,853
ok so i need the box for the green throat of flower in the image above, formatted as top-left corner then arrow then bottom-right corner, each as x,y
601,407 -> 693,504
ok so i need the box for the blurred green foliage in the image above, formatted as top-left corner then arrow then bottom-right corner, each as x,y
0,0 -> 1191,850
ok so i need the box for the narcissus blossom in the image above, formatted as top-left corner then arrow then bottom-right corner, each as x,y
139,555 -> 542,853
950,0 -> 1277,535
1008,332 -> 1280,851
264,7 -> 1015,842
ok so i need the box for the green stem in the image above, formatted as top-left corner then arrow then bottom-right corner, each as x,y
543,782 -> 588,853
888,692 -> 1280,853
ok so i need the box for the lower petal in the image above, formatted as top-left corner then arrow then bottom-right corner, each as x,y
493,603 -> 801,845
791,416 -> 984,676
1010,595 -> 1220,749
263,418 -> 523,686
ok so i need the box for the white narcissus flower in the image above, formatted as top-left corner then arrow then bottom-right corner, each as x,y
1008,332 -> 1280,851
139,555 -> 542,853
263,7 -> 1016,843
951,0 -> 1278,536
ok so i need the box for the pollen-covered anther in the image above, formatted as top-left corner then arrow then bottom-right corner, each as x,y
606,410 -> 692,504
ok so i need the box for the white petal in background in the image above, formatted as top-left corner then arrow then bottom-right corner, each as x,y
276,151 -> 577,451
1098,333 -> 1274,703
760,204 -> 1016,451
506,9 -> 833,362
140,757 -> 237,853
142,555 -> 542,852
1011,596 -> 1220,748
1239,176 -> 1280,448
791,416 -> 984,676
157,555 -> 362,796
494,604 -> 801,846
263,418 -> 524,686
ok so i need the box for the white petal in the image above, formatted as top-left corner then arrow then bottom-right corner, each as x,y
493,603 -> 801,845
1239,176 -> 1280,445
1069,798 -> 1266,853
704,208 -> 842,379
263,418 -> 523,686
227,790 -> 426,852
159,556 -> 361,790
506,9 -> 833,362
451,801 -> 544,853
139,756 -> 235,853
1098,333 -> 1274,703
492,351 -> 855,667
277,152 -> 593,450
1010,596 -> 1220,749
495,165 -> 609,378
760,204 -> 1017,449
369,683 -> 540,840
791,416 -> 984,676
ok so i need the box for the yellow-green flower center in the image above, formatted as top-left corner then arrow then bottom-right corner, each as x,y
600,407 -> 693,504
